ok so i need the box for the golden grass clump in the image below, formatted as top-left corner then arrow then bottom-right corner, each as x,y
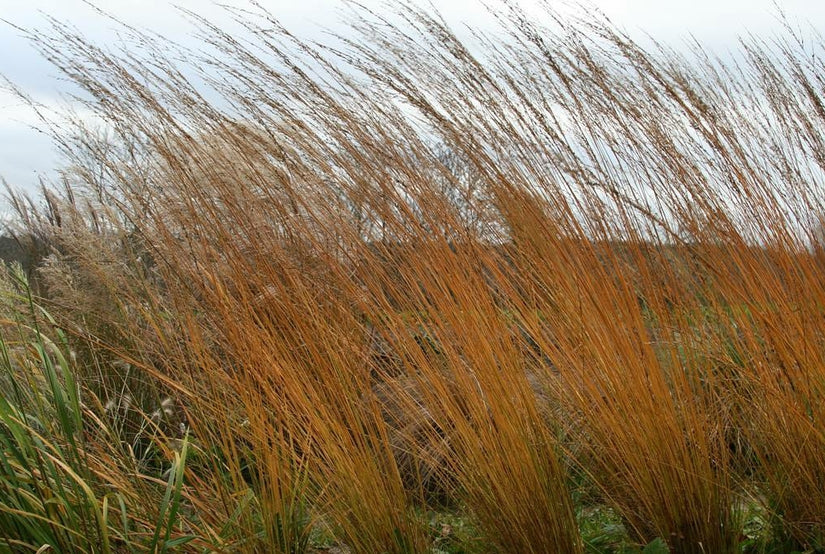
2,1 -> 825,552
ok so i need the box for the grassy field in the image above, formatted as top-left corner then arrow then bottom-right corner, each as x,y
2,1 -> 825,552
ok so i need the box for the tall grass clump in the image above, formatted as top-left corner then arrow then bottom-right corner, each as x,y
0,263 -> 204,552
2,0 -> 825,552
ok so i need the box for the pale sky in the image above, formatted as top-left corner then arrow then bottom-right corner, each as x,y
1,0 -> 824,198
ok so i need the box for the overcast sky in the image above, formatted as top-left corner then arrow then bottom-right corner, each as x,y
1,0 -> 824,200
